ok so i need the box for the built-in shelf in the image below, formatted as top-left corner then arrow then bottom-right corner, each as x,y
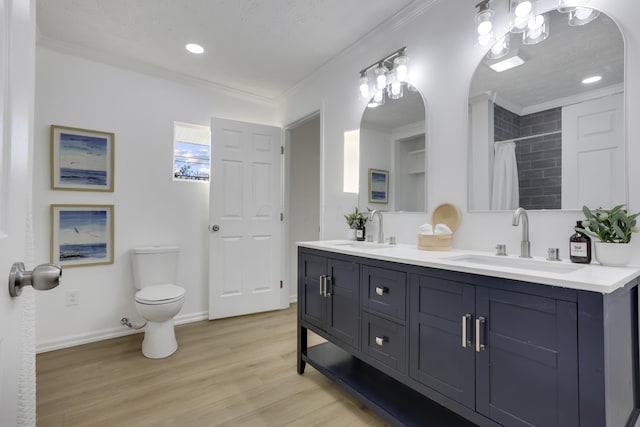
303,342 -> 476,427
407,170 -> 425,175
407,148 -> 425,155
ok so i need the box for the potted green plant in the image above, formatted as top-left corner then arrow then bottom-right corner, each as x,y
577,205 -> 640,266
344,207 -> 368,241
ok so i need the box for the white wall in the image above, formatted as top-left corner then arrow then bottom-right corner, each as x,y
34,47 -> 276,351
288,116 -> 320,300
278,0 -> 640,262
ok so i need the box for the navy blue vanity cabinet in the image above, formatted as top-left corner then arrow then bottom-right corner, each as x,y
361,265 -> 408,374
410,272 -> 580,427
298,248 -> 360,351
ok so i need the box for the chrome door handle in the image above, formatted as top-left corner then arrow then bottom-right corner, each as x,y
319,275 -> 326,296
375,286 -> 387,296
375,336 -> 386,346
462,313 -> 472,348
324,276 -> 332,296
9,262 -> 62,297
475,316 -> 486,352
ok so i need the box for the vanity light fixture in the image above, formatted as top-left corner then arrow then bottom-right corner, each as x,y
358,47 -> 411,106
475,0 -> 496,47
185,43 -> 204,54
569,6 -> 600,26
510,0 -> 534,33
582,75 -> 602,84
523,13 -> 549,45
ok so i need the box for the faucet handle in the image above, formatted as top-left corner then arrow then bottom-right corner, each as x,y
496,244 -> 507,256
388,236 -> 396,245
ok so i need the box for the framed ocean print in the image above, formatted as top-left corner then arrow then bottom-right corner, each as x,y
51,204 -> 114,267
368,168 -> 389,204
51,125 -> 115,191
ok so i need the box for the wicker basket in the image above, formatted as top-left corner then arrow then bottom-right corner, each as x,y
416,203 -> 461,251
417,234 -> 452,251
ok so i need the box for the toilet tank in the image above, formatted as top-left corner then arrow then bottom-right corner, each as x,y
131,246 -> 179,289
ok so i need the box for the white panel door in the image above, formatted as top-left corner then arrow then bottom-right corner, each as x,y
209,118 -> 283,319
562,93 -> 624,209
0,0 -> 35,425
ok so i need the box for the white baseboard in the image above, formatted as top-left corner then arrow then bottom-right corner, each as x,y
36,311 -> 209,354
289,294 -> 298,304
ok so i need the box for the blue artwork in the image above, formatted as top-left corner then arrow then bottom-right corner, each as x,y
59,132 -> 108,186
174,141 -> 210,181
370,170 -> 388,202
58,210 -> 107,261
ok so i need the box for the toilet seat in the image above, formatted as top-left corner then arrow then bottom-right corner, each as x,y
136,284 -> 185,305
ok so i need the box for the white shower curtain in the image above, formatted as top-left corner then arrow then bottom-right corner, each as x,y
491,141 -> 520,210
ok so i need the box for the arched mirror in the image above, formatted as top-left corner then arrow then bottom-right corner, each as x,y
468,6 -> 624,211
359,89 -> 427,212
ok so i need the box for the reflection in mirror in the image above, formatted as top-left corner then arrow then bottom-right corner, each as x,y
468,7 -> 624,211
359,89 -> 427,212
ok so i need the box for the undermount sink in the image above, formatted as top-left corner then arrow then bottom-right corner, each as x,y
332,241 -> 394,250
444,254 -> 584,274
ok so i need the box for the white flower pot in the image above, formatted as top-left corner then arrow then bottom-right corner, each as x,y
347,228 -> 357,240
594,242 -> 632,267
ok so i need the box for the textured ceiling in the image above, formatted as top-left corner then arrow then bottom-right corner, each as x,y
37,0 -> 416,100
470,8 -> 624,112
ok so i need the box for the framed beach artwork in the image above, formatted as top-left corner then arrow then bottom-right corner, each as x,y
50,125 -> 114,191
368,168 -> 389,204
51,204 -> 114,267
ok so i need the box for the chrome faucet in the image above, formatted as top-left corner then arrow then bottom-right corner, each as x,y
369,210 -> 385,243
512,207 -> 531,258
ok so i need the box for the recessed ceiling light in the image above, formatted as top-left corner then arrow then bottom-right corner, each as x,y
582,75 -> 602,84
489,55 -> 525,72
185,43 -> 204,54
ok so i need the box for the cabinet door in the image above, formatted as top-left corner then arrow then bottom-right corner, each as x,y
298,252 -> 326,330
410,274 -> 476,409
327,258 -> 360,349
475,287 -> 579,427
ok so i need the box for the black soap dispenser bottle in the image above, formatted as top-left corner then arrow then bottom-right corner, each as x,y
570,221 -> 591,264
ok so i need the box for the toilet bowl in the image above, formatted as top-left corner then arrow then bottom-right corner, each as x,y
131,246 -> 185,359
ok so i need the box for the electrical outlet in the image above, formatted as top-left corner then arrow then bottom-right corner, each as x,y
66,290 -> 79,306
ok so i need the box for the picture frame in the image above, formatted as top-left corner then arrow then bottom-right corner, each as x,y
51,125 -> 115,191
368,168 -> 389,204
51,204 -> 114,267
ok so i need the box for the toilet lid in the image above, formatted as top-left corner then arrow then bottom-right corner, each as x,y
136,284 -> 185,304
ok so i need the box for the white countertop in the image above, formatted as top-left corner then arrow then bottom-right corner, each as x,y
298,240 -> 640,294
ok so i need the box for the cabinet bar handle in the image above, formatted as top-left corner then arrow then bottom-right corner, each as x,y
325,276 -> 332,296
375,286 -> 386,296
475,316 -> 486,352
375,336 -> 386,346
462,314 -> 472,348
319,275 -> 327,296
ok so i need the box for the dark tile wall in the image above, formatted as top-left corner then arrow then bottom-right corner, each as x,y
494,105 -> 562,210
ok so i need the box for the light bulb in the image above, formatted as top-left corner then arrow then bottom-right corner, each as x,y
389,81 -> 403,100
515,1 -> 532,17
359,74 -> 370,100
523,14 -> 548,45
373,91 -> 384,102
575,7 -> 593,20
393,54 -> 409,83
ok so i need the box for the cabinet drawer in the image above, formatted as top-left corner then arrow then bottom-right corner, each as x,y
362,265 -> 407,320
362,312 -> 406,374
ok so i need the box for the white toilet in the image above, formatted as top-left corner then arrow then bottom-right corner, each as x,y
131,246 -> 185,359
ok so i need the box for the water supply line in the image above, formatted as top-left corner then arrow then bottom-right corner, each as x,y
120,317 -> 146,330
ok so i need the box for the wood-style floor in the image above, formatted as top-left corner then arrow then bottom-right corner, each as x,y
36,305 -> 387,426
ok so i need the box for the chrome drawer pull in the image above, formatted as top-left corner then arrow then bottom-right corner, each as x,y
375,286 -> 387,296
475,316 -> 486,352
375,336 -> 386,346
462,313 -> 472,348
319,275 -> 325,296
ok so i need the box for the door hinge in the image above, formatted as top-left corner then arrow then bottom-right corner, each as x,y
280,212 -> 284,221
281,146 -> 284,155
280,280 -> 283,289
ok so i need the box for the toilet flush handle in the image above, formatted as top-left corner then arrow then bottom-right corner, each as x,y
210,224 -> 220,232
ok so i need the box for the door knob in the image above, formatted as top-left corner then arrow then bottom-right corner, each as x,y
9,262 -> 62,297
211,224 -> 220,232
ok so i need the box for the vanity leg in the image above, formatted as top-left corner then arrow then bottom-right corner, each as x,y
297,323 -> 307,374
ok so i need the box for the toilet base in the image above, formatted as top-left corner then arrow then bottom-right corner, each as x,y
141,319 -> 178,359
